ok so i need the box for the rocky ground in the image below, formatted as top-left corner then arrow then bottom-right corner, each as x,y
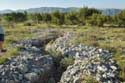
0,29 -> 123,83
46,32 -> 122,83
0,29 -> 61,83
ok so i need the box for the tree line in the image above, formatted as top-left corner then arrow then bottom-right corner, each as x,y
1,7 -> 125,27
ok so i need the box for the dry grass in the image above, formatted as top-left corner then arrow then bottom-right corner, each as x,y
69,26 -> 125,81
0,23 -> 125,80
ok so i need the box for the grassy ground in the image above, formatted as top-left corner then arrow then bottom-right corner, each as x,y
68,26 -> 125,81
0,23 -> 33,64
0,23 -> 125,80
0,23 -> 63,64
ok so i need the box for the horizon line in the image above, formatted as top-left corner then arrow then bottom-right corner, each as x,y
0,6 -> 124,11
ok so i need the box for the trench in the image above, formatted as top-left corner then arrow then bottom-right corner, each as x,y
33,33 -> 66,83
0,30 -> 66,83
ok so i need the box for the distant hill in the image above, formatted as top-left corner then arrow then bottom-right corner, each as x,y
0,7 -> 122,15
0,9 -> 13,14
0,7 -> 79,14
25,7 -> 79,13
101,9 -> 121,16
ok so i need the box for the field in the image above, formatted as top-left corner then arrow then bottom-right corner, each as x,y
0,23 -> 125,81
69,26 -> 125,80
0,23 -> 62,64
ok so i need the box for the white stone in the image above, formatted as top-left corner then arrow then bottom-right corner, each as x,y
110,66 -> 117,70
25,72 -> 39,81
98,49 -> 103,53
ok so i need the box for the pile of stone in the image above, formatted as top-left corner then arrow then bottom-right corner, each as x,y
0,38 -> 56,83
60,49 -> 120,83
46,32 -> 121,83
0,29 -> 121,83
0,29 -> 63,83
46,32 -> 75,55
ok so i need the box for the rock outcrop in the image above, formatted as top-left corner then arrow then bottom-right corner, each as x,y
0,29 -> 60,83
0,39 -> 55,83
0,30 -> 121,83
46,32 -> 120,83
60,47 -> 120,83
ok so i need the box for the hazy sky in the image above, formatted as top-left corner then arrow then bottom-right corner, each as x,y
0,0 -> 125,10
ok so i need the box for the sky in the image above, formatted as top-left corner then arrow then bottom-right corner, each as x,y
0,0 -> 125,10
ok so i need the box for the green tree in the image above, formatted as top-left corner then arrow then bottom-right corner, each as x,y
52,11 -> 65,25
3,15 -> 13,22
96,14 -> 105,27
4,12 -> 27,23
78,7 -> 101,25
117,10 -> 125,27
87,14 -> 106,27
42,13 -> 52,23
28,13 -> 40,24
3,14 -> 14,27
65,12 -> 78,25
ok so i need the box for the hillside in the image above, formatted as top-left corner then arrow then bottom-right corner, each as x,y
0,7 -> 79,14
0,7 -> 122,15
0,6 -> 125,83
0,23 -> 124,83
101,9 -> 121,15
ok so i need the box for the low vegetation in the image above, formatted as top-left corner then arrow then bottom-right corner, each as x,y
0,24 -> 33,64
0,7 -> 125,27
69,26 -> 125,81
81,75 -> 99,83
0,48 -> 18,64
0,7 -> 124,82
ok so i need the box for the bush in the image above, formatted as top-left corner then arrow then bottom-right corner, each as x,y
60,57 -> 74,70
0,48 -> 18,64
82,76 -> 98,83
113,53 -> 125,82
24,21 -> 34,26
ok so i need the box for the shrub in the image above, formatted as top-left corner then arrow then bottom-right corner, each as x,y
82,76 -> 98,83
0,48 -> 18,64
24,21 -> 34,26
60,57 -> 74,70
